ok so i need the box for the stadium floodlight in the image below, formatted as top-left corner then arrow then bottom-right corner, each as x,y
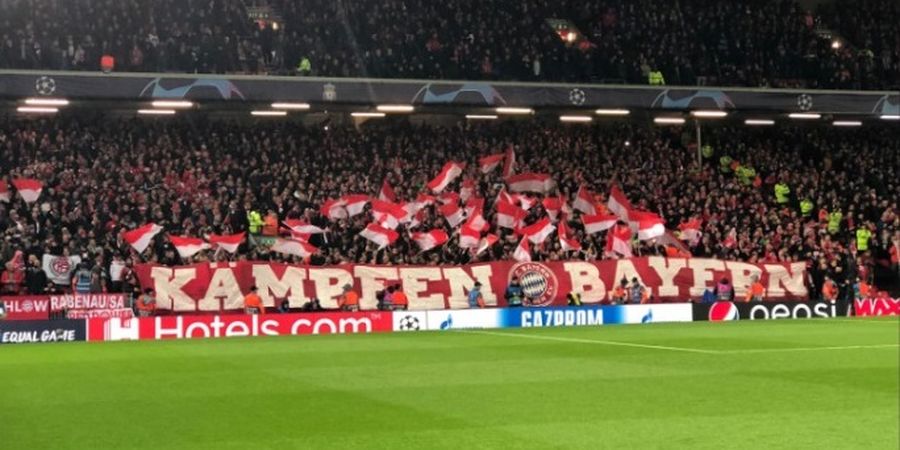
24,98 -> 69,106
691,110 -> 728,118
788,113 -> 821,119
151,100 -> 193,108
465,114 -> 498,120
138,109 -> 176,115
833,120 -> 862,127
251,110 -> 288,117
376,104 -> 415,113
653,117 -> 685,125
880,115 -> 900,121
271,102 -> 311,110
17,106 -> 58,114
831,40 -> 841,49
744,119 -> 775,126
594,109 -> 630,116
351,112 -> 386,118
559,115 -> 592,123
496,107 -> 533,115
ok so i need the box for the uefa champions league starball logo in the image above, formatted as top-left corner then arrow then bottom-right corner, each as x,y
797,94 -> 813,111
397,315 -> 420,331
569,88 -> 586,105
510,262 -> 558,306
34,76 -> 57,95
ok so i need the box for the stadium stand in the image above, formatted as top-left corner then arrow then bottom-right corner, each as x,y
1,117 -> 898,296
0,0 -> 897,88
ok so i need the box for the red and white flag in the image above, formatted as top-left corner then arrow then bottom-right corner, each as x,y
464,196 -> 484,218
359,223 -> 400,249
605,224 -> 633,258
637,217 -> 666,240
123,223 -> 163,253
439,202 -> 466,228
506,173 -> 554,193
678,218 -> 703,243
496,200 -> 526,229
208,233 -> 245,254
503,146 -> 516,177
342,194 -> 370,217
321,198 -> 348,220
573,185 -> 597,215
542,196 -> 563,222
512,194 -> 537,211
479,153 -> 505,173
0,180 -> 9,203
371,199 -> 407,229
459,225 -> 481,249
415,193 -> 436,207
169,235 -> 209,259
582,214 -> 618,234
411,229 -> 449,252
283,219 -> 325,235
271,238 -> 318,258
475,234 -> 499,256
438,192 -> 460,205
427,161 -> 465,193
459,178 -> 475,202
513,237 -> 531,262
557,221 -> 582,252
463,208 -> 488,233
519,217 -> 555,245
495,186 -> 513,205
607,185 -> 633,220
378,180 -> 397,202
11,178 -> 42,203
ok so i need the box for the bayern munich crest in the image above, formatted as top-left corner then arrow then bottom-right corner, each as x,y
50,256 -> 71,277
509,262 -> 558,306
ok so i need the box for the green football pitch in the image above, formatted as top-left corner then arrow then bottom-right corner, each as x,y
1,318 -> 897,449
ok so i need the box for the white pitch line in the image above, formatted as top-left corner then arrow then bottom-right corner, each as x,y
460,329 -> 719,354
827,319 -> 900,325
721,344 -> 900,354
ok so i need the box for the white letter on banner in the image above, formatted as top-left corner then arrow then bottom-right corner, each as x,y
563,262 -> 607,302
725,261 -> 763,299
647,257 -> 686,298
612,260 -> 644,294
308,268 -> 353,309
198,268 -> 243,311
252,265 -> 309,307
764,263 -> 807,298
687,259 -> 725,297
150,266 -> 196,311
399,268 -> 445,310
354,266 -> 399,305
443,266 -> 495,309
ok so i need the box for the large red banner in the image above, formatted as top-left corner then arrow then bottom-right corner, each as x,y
86,311 -> 392,341
135,258 -> 807,312
1,294 -> 129,320
854,298 -> 900,316
1,296 -> 51,320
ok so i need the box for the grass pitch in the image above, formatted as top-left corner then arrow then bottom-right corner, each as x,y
1,318 -> 897,449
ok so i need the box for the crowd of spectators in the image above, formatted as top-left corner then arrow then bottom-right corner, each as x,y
1,115 -> 898,297
1,0 -> 897,89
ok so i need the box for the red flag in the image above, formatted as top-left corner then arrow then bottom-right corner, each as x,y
437,192 -> 460,205
378,180 -> 397,202
11,178 -> 42,203
512,194 -> 537,211
439,202 -> 466,228
519,217 -> 555,244
320,198 -> 348,220
475,234 -> 499,256
637,217 -> 666,240
168,235 -> 209,259
502,146 -> 516,178
359,223 -> 400,249
607,184 -> 633,220
506,173 -> 554,193
465,196 -> 485,218
495,186 -> 513,205
496,200 -> 526,229
479,153 -> 505,173
0,180 -> 9,203
513,237 -> 531,262
208,232 -> 245,253
371,199 -> 407,229
460,178 -> 475,202
542,196 -> 562,222
605,224 -> 633,257
123,223 -> 163,253
573,185 -> 597,215
459,226 -> 481,249
427,161 -> 466,193
283,220 -> 325,234
582,214 -> 618,234
271,238 -> 318,258
557,221 -> 581,252
678,218 -> 703,242
411,229 -> 449,252
341,194 -> 370,217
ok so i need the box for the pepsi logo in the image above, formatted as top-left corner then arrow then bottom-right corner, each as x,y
708,301 -> 739,321
510,262 -> 558,307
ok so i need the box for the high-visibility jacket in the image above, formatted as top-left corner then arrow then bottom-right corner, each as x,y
701,145 -> 713,158
800,199 -> 813,216
774,183 -> 790,204
297,57 -> 311,74
856,228 -> 872,251
719,156 -> 733,173
827,211 -> 842,234
648,70 -> 665,85
247,211 -> 263,234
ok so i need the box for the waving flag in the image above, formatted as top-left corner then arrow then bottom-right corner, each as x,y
411,229 -> 449,252
283,220 -> 325,235
512,194 -> 537,211
542,196 -> 563,222
415,193 -> 436,207
513,238 -> 531,262
628,210 -> 662,231
475,234 -> 499,256
321,198 -> 348,220
479,153 -> 505,173
463,208 -> 488,233
169,236 -> 209,259
427,161 -> 465,193
0,180 -> 9,203
519,217 -> 555,245
438,192 -> 460,205
678,218 -> 703,243
573,186 -> 597,215
503,146 -> 516,177
607,185 -> 633,220
208,233 -> 245,253
11,178 -> 43,203
459,178 -> 475,202
359,223 -> 400,249
459,226 -> 481,249
371,199 -> 407,229
271,238 -> 318,258
378,180 -> 397,202
496,200 -> 526,229
341,195 -> 370,217
605,224 -> 633,258
439,202 -> 466,228
495,186 -> 513,205
558,221 -> 582,252
506,173 -> 554,193
637,217 -> 666,240
582,214 -> 618,234
465,197 -> 485,218
123,223 -> 163,253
